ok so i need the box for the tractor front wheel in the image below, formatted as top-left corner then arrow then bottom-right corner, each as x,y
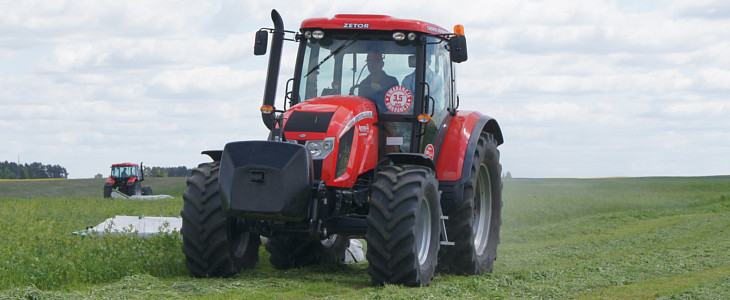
366,165 -> 441,287
181,162 -> 260,277
103,186 -> 112,198
438,132 -> 502,275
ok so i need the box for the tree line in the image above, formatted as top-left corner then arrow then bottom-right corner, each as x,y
0,161 -> 68,179
143,166 -> 191,178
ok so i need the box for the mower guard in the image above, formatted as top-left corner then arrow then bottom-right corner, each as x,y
219,141 -> 313,222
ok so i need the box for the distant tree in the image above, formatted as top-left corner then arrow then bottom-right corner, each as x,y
94,174 -> 104,179
143,166 -> 191,177
503,171 -> 512,179
2,168 -> 15,179
0,161 -> 67,179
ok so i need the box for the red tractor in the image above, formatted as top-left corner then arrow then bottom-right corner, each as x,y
103,162 -> 152,198
181,10 -> 503,287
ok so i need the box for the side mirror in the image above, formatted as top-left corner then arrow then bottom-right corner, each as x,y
254,30 -> 268,56
449,35 -> 468,63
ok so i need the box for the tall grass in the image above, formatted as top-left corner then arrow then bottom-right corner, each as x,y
0,196 -> 186,290
1,176 -> 728,299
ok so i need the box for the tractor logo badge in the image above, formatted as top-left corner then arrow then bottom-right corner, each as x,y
424,144 -> 434,160
384,86 -> 413,113
343,23 -> 369,29
358,125 -> 369,136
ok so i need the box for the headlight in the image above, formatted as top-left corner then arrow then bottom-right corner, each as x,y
305,137 -> 335,159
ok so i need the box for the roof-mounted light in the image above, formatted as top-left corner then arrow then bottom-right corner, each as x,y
392,32 -> 405,41
260,105 -> 275,115
304,31 -> 312,39
407,32 -> 417,41
312,30 -> 324,39
454,24 -> 465,36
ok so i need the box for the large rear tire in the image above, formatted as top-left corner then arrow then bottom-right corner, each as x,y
438,132 -> 502,275
265,234 -> 349,269
181,162 -> 260,277
366,165 -> 441,287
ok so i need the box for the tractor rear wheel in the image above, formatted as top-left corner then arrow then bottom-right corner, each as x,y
265,234 -> 349,269
366,165 -> 441,287
181,162 -> 260,277
438,132 -> 502,275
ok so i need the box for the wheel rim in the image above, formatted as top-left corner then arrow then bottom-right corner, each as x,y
473,163 -> 492,256
321,234 -> 338,248
416,196 -> 432,266
228,219 -> 251,258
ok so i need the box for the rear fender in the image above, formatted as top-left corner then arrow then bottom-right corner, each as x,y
435,111 -> 503,213
435,111 -> 502,182
202,150 -> 223,162
126,177 -> 138,186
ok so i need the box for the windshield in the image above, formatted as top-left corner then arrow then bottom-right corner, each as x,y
111,166 -> 138,178
298,37 -> 416,114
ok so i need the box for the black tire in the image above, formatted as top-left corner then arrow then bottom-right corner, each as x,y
438,132 -> 502,275
366,165 -> 441,287
126,181 -> 142,196
103,186 -> 112,198
142,186 -> 153,195
265,234 -> 350,269
181,162 -> 260,277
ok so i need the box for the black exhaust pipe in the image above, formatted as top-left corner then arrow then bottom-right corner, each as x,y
261,9 -> 285,130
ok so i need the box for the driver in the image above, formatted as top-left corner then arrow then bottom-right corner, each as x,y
358,50 -> 398,111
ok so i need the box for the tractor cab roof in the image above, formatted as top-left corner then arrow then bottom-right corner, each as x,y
112,163 -> 138,167
300,14 -> 449,35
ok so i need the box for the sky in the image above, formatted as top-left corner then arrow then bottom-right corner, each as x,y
1,0 -> 729,179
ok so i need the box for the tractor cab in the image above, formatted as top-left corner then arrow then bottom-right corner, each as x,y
292,24 -> 455,156
110,163 -> 140,179
253,14 -> 471,187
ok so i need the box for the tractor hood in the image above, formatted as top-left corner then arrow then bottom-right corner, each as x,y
279,95 -> 380,188
281,95 -> 378,141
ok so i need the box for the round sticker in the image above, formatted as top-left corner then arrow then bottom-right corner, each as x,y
384,86 -> 413,113
424,144 -> 435,160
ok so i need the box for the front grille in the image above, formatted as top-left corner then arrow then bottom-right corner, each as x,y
284,111 -> 334,133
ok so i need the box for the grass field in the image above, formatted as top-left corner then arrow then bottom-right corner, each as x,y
0,176 -> 728,299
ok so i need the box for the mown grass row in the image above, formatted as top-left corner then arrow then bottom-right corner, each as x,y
1,176 -> 728,299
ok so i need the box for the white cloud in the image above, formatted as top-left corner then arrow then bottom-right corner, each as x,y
150,66 -> 265,95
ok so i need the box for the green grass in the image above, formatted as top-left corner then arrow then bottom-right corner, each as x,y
0,176 -> 728,299
0,177 -> 186,199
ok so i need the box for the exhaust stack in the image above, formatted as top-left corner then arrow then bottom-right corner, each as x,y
261,9 -> 284,130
